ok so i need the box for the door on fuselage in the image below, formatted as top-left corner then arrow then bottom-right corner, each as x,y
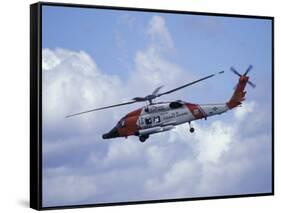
140,115 -> 162,128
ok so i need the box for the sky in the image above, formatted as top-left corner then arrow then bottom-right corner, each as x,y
41,5 -> 272,207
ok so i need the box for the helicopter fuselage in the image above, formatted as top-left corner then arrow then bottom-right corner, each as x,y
102,101 -> 229,141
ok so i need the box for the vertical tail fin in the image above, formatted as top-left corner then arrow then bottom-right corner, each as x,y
227,76 -> 248,109
227,65 -> 255,109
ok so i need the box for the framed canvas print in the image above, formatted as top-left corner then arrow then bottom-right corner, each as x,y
30,2 -> 274,210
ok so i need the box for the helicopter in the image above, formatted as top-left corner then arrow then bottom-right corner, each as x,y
66,65 -> 255,142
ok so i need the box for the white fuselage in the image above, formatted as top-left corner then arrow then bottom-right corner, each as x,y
137,101 -> 228,135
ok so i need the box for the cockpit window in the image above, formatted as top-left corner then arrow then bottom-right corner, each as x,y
121,119 -> 125,127
117,118 -> 126,128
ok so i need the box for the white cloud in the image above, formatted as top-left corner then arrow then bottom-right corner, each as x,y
145,159 -> 200,198
195,121 -> 235,163
42,48 -> 127,138
128,15 -> 194,100
234,101 -> 255,121
147,15 -> 175,50
43,173 -> 97,206
131,47 -> 188,92
42,48 -> 61,71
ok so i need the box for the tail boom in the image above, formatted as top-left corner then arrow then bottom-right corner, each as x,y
227,76 -> 249,109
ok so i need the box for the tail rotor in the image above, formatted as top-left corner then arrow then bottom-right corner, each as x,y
243,64 -> 253,76
230,65 -> 256,88
230,67 -> 242,77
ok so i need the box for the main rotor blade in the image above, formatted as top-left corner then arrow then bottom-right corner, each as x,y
230,67 -> 242,77
157,71 -> 224,97
132,97 -> 147,102
152,85 -> 164,96
66,100 -> 137,118
244,64 -> 253,76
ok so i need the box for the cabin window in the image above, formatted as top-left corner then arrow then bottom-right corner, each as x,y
169,101 -> 183,109
153,116 -> 161,123
145,117 -> 152,125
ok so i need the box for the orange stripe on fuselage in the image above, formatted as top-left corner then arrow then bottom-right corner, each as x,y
117,108 -> 142,137
185,103 -> 205,119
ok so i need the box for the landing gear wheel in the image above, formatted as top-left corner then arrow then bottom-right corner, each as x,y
139,135 -> 149,143
188,122 -> 195,133
139,136 -> 146,142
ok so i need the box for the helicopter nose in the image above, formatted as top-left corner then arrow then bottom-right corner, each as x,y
102,127 -> 119,139
102,133 -> 109,139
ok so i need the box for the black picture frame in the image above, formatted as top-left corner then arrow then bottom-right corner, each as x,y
30,2 -> 274,210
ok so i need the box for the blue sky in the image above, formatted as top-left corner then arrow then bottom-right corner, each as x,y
42,5 -> 272,207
